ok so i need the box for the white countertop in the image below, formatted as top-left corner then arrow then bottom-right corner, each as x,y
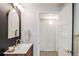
4,43 -> 32,54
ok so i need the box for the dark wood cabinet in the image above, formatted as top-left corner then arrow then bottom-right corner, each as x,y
5,45 -> 33,56
26,45 -> 33,56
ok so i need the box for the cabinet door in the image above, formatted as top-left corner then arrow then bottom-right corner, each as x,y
26,45 -> 33,56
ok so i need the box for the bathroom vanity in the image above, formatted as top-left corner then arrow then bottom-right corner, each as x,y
4,43 -> 33,56
4,4 -> 33,56
0,4 -> 33,56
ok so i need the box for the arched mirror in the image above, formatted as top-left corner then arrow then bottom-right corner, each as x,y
8,9 -> 19,39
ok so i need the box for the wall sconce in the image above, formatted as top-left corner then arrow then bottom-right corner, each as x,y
13,3 -> 24,12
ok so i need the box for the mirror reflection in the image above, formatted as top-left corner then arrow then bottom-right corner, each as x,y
8,9 -> 19,39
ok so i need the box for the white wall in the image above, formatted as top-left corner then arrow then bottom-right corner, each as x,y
57,4 -> 72,56
74,3 -> 79,56
21,3 -> 62,56
40,18 -> 56,51
74,4 -> 79,33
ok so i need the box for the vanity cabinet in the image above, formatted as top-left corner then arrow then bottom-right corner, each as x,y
5,45 -> 33,56
26,45 -> 33,56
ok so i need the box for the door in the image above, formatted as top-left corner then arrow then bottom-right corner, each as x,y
57,3 -> 72,56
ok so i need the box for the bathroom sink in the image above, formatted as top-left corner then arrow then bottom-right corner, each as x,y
4,43 -> 32,54
15,43 -> 30,50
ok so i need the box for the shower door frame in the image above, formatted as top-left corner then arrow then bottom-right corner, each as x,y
72,3 -> 74,56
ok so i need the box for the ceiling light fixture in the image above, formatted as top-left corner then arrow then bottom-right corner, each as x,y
41,14 -> 59,20
49,20 -> 53,25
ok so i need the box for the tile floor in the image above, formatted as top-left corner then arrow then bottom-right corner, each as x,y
40,51 -> 58,56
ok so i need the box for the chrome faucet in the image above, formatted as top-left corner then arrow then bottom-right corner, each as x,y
15,39 -> 20,47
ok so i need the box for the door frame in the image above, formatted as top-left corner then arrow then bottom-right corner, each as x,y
38,12 -> 58,56
72,3 -> 74,56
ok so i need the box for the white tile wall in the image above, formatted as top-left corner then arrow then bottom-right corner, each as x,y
57,4 -> 72,56
74,3 -> 79,56
40,18 -> 56,51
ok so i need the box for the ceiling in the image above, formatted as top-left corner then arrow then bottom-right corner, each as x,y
21,3 -> 65,8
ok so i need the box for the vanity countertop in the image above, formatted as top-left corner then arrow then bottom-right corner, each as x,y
4,43 -> 32,54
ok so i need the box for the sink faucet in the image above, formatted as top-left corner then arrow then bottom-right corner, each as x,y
15,39 -> 20,47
